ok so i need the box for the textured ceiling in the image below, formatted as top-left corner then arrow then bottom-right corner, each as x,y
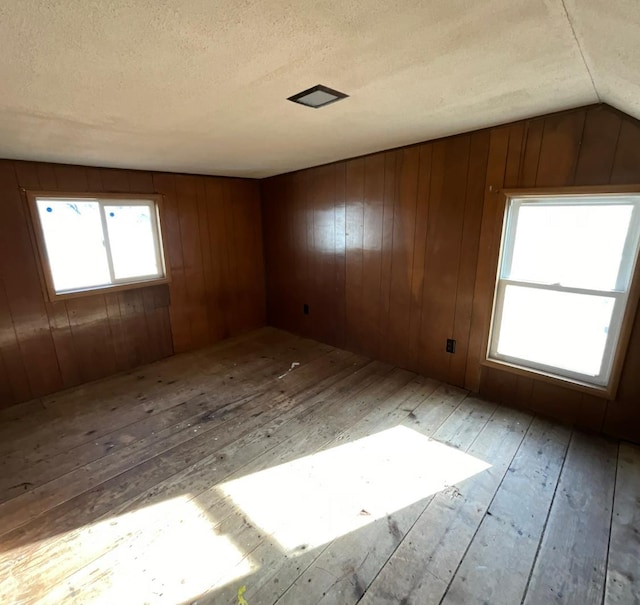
0,0 -> 637,178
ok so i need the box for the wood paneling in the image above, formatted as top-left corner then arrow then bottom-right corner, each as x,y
3,104 -> 638,441
262,130 -> 492,386
261,104 -> 640,444
0,160 -> 265,408
473,107 -> 639,441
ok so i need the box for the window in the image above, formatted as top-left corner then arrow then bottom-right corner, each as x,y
27,192 -> 168,300
487,189 -> 640,396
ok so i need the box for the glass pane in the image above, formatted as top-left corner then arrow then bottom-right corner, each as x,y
495,285 -> 615,378
507,201 -> 634,290
36,199 -> 110,292
104,204 -> 160,280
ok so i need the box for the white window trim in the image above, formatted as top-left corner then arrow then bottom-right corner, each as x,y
25,191 -> 170,302
484,187 -> 640,399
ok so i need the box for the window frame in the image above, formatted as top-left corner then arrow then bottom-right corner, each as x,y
25,191 -> 171,302
483,185 -> 640,399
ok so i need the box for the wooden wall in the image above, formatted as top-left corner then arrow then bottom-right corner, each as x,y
261,104 -> 640,443
0,160 -> 266,408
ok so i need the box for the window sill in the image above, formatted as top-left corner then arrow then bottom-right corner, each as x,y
481,358 -> 614,400
45,277 -> 170,302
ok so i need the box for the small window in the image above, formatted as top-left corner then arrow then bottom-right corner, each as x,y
487,190 -> 640,395
27,192 -> 168,300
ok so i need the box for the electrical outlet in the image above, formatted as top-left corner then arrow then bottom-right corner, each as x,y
446,338 -> 456,354
303,303 -> 309,315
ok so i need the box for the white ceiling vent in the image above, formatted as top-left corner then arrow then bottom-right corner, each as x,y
287,85 -> 348,109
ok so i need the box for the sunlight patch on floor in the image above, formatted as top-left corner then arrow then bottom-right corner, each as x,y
221,426 -> 491,552
21,495 -> 253,605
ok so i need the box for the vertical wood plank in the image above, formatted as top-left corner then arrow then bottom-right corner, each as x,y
35,163 -> 58,190
0,278 -> 31,405
535,110 -> 586,187
103,292 -> 131,373
229,179 -> 265,335
386,147 -> 419,368
195,176 -> 217,345
519,119 -> 544,187
334,162 -> 348,349
85,167 -> 104,192
99,168 -> 129,193
126,170 -> 154,193
261,177 -> 282,330
424,137 -> 470,382
65,296 -> 116,383
360,153 -> 386,358
464,126 -> 510,392
407,144 -> 432,372
479,366 -> 519,407
16,162 -> 82,390
0,288 -> 14,404
303,170 -> 316,339
175,174 -> 207,349
504,122 -> 526,188
378,151 -> 398,362
450,131 -> 490,387
604,307 -> 640,441
417,142 -> 445,378
526,380 -> 584,426
514,376 -> 534,408
345,158 -> 366,353
205,177 -> 231,340
223,178 -> 243,337
574,106 -> 622,185
311,165 -> 340,346
0,161 -> 62,398
52,165 -> 89,192
574,393 -> 606,433
153,172 -> 190,352
248,180 -> 267,332
610,116 -> 640,184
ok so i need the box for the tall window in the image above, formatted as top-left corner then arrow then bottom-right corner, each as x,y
27,193 -> 168,300
488,190 -> 640,395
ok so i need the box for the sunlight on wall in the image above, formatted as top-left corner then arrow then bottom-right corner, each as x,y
31,496 -> 252,605
221,426 -> 490,552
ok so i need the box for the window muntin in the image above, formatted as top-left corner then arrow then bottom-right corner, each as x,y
30,194 -> 167,299
488,193 -> 640,390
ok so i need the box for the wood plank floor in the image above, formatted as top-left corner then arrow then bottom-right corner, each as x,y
0,328 -> 638,605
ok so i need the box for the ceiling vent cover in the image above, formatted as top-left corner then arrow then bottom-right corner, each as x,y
287,84 -> 348,109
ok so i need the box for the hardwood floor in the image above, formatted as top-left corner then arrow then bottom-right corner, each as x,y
0,328 -> 638,605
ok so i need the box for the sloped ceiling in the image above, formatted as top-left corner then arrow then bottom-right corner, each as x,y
0,0 -> 637,178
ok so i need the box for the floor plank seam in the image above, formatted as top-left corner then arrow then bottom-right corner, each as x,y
519,428 -> 574,605
437,411 -> 535,605
601,440 -> 621,605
